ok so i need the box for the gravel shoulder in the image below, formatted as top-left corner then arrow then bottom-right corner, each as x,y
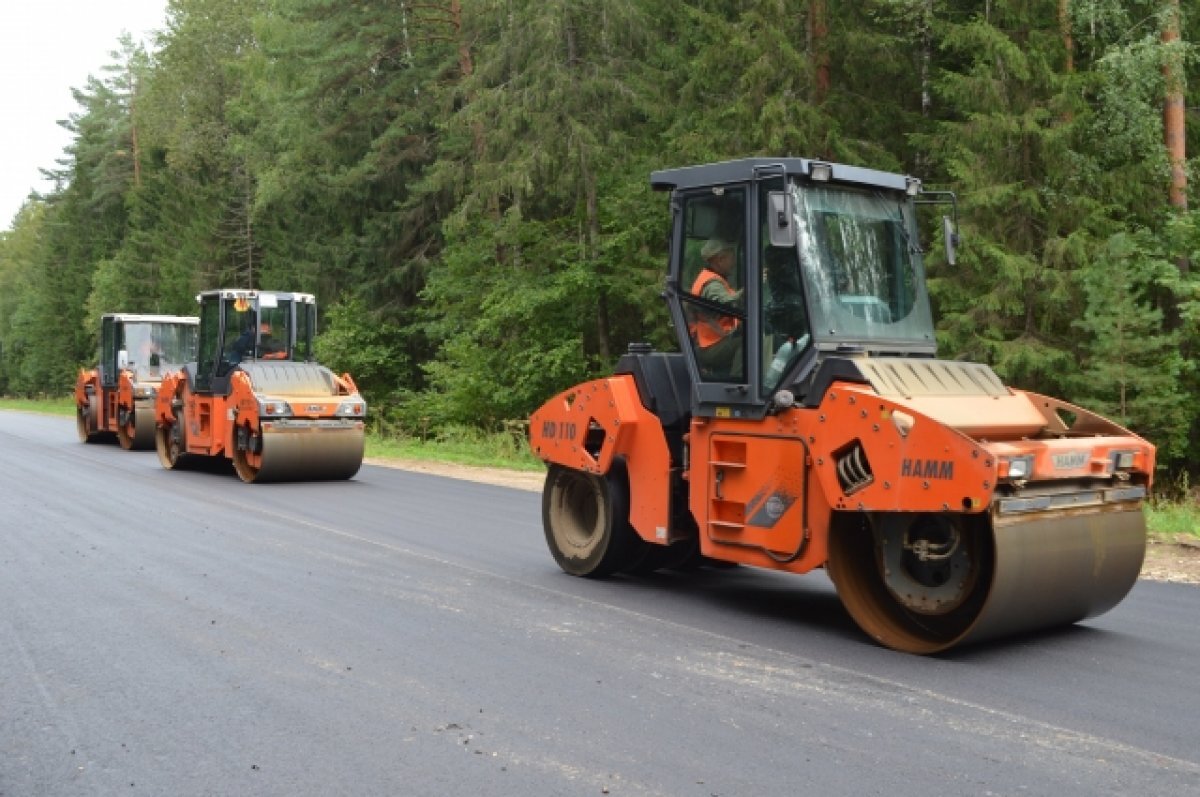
1142,537 -> 1200,585
366,457 -> 1200,586
365,457 -> 544,492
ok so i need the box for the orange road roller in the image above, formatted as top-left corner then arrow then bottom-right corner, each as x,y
155,289 -> 366,483
529,158 -> 1154,654
76,313 -> 199,449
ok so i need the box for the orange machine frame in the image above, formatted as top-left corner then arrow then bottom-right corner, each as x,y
530,375 -> 1155,575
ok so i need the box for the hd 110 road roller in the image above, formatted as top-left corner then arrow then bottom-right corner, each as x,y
76,313 -> 199,449
529,157 -> 1155,654
155,289 -> 366,483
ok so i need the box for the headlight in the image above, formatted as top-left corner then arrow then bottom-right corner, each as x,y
1001,455 -> 1034,480
336,400 -> 366,417
258,399 -> 292,417
1111,450 -> 1136,471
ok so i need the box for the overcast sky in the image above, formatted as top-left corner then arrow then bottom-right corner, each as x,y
0,0 -> 168,232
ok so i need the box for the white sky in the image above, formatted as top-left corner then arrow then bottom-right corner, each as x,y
0,0 -> 168,232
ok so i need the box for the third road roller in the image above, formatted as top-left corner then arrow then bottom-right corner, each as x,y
76,313 -> 198,450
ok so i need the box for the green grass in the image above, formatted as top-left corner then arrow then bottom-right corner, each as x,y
0,396 -> 76,416
365,426 -> 544,472
1146,500 -> 1200,540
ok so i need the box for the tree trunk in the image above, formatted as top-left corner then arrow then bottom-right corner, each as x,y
450,0 -> 473,80
809,0 -> 830,105
1162,0 -> 1189,288
446,0 -> 485,162
581,148 -> 610,361
920,0 -> 932,117
564,7 -> 610,359
1057,1 -> 1075,125
128,67 -> 142,189
914,0 -> 933,175
1162,0 -> 1187,216
1058,0 -> 1074,74
244,172 -> 255,288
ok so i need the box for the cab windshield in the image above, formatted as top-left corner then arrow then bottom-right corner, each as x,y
123,322 -> 198,380
794,184 -> 934,349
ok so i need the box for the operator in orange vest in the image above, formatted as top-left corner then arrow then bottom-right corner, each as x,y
259,322 -> 287,359
689,238 -> 744,376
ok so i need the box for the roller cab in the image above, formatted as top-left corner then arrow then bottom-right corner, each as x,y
155,289 -> 366,483
75,314 -> 199,449
530,158 -> 1155,654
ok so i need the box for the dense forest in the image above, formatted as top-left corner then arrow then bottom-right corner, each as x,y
0,1 -> 1197,477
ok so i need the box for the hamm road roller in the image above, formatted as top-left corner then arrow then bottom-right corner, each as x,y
529,157 -> 1155,654
76,314 -> 199,449
155,289 -> 366,483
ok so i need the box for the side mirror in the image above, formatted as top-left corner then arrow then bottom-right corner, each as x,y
943,215 -> 959,266
768,190 -> 797,248
118,349 -> 129,369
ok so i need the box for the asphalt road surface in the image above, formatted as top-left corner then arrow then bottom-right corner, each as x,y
2,411 -> 1198,796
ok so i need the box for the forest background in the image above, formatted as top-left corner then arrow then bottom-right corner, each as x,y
0,0 -> 1198,485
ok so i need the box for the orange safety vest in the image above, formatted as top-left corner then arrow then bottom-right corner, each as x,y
689,268 -> 739,348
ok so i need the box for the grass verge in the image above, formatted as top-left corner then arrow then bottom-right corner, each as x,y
366,429 -> 544,472
0,396 -> 75,416
1146,500 -> 1200,541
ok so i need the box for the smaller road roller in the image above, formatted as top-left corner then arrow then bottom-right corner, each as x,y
155,289 -> 366,483
76,314 -> 199,449
529,158 -> 1155,654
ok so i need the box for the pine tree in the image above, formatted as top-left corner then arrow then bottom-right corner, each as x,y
923,1 -> 1090,396
139,0 -> 266,291
0,206 -> 46,394
1071,230 -> 1190,460
418,0 -> 672,426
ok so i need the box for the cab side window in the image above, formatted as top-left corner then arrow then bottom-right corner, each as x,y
679,189 -> 747,383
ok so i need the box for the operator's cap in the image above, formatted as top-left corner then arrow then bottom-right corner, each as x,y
702,238 -> 733,259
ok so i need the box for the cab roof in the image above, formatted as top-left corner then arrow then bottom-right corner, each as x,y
649,157 -> 911,193
101,314 -> 198,325
195,289 -> 316,304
